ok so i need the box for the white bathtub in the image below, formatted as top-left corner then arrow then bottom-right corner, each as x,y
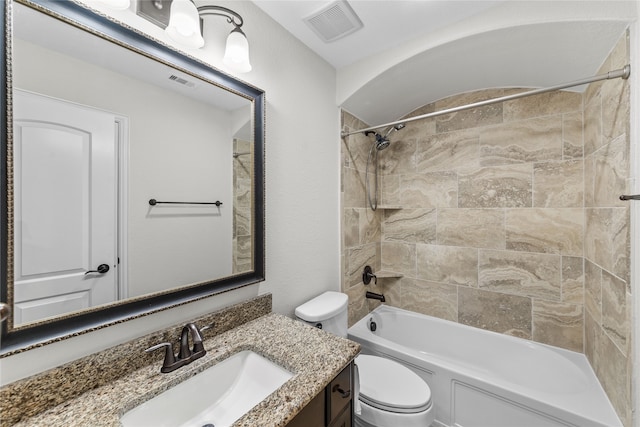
347,305 -> 622,427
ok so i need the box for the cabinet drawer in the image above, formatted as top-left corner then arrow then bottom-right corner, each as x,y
328,364 -> 352,421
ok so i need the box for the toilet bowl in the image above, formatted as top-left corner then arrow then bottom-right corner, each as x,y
354,354 -> 434,427
295,292 -> 435,427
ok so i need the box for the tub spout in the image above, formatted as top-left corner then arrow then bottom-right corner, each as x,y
365,291 -> 385,302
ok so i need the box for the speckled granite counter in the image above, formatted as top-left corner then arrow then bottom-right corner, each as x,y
3,299 -> 359,426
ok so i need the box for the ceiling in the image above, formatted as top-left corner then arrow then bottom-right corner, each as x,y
252,1 -> 634,126
251,0 -> 504,69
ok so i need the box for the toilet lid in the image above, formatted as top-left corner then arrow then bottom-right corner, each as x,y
355,355 -> 432,414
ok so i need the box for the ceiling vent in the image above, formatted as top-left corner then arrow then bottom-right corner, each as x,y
303,0 -> 363,43
168,74 -> 196,88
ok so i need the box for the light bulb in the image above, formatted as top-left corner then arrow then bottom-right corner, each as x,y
223,28 -> 251,73
165,0 -> 204,49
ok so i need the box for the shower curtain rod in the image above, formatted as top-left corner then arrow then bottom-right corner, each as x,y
341,65 -> 631,138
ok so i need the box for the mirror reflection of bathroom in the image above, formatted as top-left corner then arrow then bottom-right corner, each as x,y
11,1 -> 254,326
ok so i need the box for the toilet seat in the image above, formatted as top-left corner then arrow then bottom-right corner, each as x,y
355,355 -> 432,414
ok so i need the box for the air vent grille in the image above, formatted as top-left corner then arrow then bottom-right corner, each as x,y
168,75 -> 195,88
303,0 -> 363,43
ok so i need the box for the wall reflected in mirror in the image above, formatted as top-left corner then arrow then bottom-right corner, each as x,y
10,1 -> 254,327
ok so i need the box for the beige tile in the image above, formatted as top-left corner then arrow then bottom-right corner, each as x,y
562,256 -> 584,304
416,244 -> 478,287
341,121 -> 373,172
503,90 -> 582,122
480,116 -> 563,166
342,110 -> 369,132
479,249 -> 561,301
584,310 -> 602,369
380,137 -> 416,175
343,167 -> 366,208
359,208 -> 381,245
602,270 -> 628,355
532,300 -> 583,352
343,208 -> 360,248
601,73 -> 630,143
593,134 -> 629,208
345,243 -> 377,288
345,283 -> 369,327
505,208 -> 583,256
583,94 -> 603,157
600,34 -> 630,146
234,235 -> 252,273
416,128 -> 480,172
435,89 -> 505,133
380,174 -> 400,206
234,204 -> 252,236
584,311 -> 631,427
401,103 -> 437,139
585,207 -> 630,283
438,208 -> 505,249
400,172 -> 458,208
381,277 -> 402,308
595,332 -> 630,426
609,30 -> 629,70
584,259 -> 602,323
584,151 -> 596,208
459,164 -> 532,208
533,160 -> 583,208
383,208 -> 436,244
584,75 -> 604,109
380,242 -> 416,278
563,112 -> 584,159
402,278 -> 458,322
458,287 -> 532,338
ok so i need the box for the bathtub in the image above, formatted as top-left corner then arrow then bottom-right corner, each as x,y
347,305 -> 622,427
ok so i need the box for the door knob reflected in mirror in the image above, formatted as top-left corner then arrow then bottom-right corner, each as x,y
85,264 -> 110,275
0,302 -> 10,323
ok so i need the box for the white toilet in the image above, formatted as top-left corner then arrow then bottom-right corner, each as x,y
295,291 -> 435,427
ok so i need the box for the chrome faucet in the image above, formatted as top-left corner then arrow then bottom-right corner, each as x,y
146,322 -> 209,373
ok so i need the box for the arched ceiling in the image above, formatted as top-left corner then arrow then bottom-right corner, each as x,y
342,20 -> 630,126
254,1 -> 636,128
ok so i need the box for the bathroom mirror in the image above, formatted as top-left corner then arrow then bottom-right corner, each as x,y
0,0 -> 265,353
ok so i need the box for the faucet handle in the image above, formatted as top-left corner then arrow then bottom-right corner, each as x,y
200,323 -> 214,333
145,342 -> 177,373
363,265 -> 377,285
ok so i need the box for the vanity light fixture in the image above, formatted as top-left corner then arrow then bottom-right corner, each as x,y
165,0 -> 252,73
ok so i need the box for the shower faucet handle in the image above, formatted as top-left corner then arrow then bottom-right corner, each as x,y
363,265 -> 377,285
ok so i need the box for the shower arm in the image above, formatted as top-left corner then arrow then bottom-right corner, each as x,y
341,65 -> 630,138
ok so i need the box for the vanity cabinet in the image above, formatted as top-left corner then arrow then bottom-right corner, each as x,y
287,362 -> 353,427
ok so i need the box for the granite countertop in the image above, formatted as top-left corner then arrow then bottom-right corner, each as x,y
12,313 -> 360,427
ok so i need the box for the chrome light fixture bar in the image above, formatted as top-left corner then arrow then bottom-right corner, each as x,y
138,0 -> 252,73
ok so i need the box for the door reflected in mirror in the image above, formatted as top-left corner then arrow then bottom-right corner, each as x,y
8,0 -> 257,329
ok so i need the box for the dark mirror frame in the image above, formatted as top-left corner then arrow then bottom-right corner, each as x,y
0,0 -> 265,355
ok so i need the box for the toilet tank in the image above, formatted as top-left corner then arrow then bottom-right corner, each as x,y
294,291 -> 348,337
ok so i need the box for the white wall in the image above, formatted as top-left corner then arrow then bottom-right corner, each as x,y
0,0 -> 339,385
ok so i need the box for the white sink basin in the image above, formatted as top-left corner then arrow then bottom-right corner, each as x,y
120,350 -> 293,427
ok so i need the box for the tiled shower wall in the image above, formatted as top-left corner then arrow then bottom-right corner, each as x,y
232,138 -> 253,274
583,33 -> 631,425
340,32 -> 630,424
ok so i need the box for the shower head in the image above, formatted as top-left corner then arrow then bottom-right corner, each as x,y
375,134 -> 391,151
364,122 -> 405,151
